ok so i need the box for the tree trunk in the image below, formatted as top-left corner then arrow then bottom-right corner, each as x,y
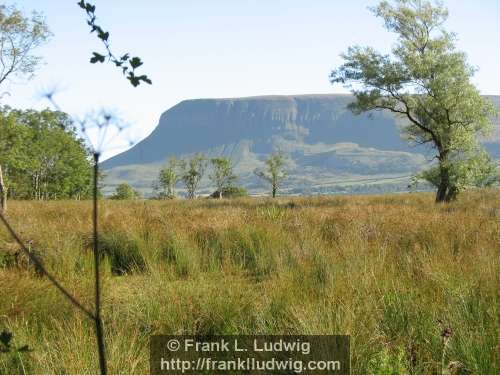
445,185 -> 458,202
435,181 -> 447,202
272,186 -> 277,198
218,190 -> 223,199
435,159 -> 449,203
0,164 -> 6,213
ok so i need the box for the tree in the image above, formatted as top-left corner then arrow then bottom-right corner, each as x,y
0,107 -> 92,201
209,157 -> 238,199
0,4 -> 148,374
330,0 -> 497,202
0,4 -> 50,212
154,157 -> 182,199
413,148 -> 500,198
110,183 -> 140,200
181,154 -> 206,199
0,107 -> 27,211
255,152 -> 288,198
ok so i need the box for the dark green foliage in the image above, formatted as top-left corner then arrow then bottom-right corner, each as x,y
0,330 -> 12,352
193,225 -> 280,278
77,1 -> 152,87
0,107 -> 93,200
0,330 -> 31,354
224,186 -> 248,198
210,186 -> 249,199
0,329 -> 32,373
109,183 -> 140,200
413,149 -> 500,199
97,231 -> 147,275
0,4 -> 51,211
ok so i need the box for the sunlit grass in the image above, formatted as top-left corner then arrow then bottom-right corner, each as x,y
0,189 -> 498,374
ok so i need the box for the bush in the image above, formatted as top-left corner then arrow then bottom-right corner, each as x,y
210,186 -> 248,199
97,231 -> 147,275
109,183 -> 141,200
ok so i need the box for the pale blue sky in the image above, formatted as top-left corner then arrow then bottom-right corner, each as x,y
3,0 -> 500,159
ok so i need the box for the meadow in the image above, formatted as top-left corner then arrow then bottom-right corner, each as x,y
0,190 -> 498,374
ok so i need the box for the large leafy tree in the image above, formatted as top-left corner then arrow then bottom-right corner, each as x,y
0,4 -> 50,211
330,0 -> 497,202
0,108 -> 29,205
0,107 -> 93,200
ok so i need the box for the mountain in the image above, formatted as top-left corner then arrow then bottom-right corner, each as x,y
102,94 -> 500,196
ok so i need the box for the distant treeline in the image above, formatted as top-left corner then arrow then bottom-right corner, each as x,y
0,107 -> 93,200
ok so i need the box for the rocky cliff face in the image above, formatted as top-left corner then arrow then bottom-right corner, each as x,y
102,94 -> 500,196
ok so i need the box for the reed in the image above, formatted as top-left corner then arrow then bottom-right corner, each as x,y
1,189 -> 498,374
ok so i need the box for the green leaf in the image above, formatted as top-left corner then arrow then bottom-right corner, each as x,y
128,74 -> 140,87
138,75 -> 152,84
98,30 -> 109,41
90,52 -> 105,64
129,57 -> 143,69
85,3 -> 96,13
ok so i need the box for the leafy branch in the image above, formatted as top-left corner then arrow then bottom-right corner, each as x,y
77,1 -> 152,87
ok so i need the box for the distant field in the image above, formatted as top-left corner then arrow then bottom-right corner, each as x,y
1,191 -> 499,374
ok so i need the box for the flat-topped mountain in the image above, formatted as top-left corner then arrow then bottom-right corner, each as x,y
102,94 -> 500,196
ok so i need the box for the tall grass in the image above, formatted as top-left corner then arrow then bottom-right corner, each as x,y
0,190 -> 498,374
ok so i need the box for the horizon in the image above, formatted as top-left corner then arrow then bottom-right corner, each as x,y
2,0 -> 500,160
1,3 -> 499,373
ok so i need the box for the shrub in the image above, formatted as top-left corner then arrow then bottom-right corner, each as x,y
210,186 -> 248,199
97,231 -> 147,275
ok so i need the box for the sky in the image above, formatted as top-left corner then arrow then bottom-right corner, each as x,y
3,0 -> 500,159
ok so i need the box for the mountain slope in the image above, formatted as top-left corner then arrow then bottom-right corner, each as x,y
102,94 -> 500,196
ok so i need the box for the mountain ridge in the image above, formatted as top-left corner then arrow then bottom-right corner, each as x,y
102,94 -> 500,196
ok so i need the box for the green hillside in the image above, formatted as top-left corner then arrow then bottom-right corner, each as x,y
102,94 -> 500,196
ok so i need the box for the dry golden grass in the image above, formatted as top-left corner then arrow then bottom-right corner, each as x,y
0,190 -> 499,374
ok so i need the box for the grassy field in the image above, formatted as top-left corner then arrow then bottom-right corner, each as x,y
0,191 -> 498,374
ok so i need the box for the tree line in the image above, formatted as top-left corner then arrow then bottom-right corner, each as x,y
0,107 -> 93,207
112,152 -> 288,200
1,0 -> 499,209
